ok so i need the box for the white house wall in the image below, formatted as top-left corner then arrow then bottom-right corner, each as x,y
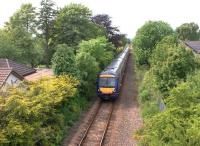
6,74 -> 21,86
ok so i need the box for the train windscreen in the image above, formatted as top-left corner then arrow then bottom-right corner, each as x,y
99,77 -> 115,88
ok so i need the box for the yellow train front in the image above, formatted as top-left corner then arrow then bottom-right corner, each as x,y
96,47 -> 130,100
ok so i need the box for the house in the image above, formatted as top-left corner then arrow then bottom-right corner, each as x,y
0,59 -> 54,89
0,68 -> 23,89
184,41 -> 200,54
0,59 -> 36,76
0,58 -> 36,89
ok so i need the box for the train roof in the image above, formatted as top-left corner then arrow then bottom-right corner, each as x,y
100,47 -> 129,77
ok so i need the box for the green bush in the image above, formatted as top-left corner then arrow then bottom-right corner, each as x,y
152,45 -> 196,94
75,37 -> 115,98
138,70 -> 161,118
78,37 -> 114,69
139,71 -> 200,146
134,23 -> 200,146
52,44 -> 76,76
75,52 -> 100,98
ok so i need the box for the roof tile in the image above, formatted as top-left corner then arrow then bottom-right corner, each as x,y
0,59 -> 36,76
184,41 -> 200,54
0,68 -> 12,87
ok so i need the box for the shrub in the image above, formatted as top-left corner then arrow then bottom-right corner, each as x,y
78,37 -> 114,69
152,46 -> 196,94
0,75 -> 89,146
138,71 -> 200,146
52,44 -> 76,76
75,52 -> 99,98
138,70 -> 161,118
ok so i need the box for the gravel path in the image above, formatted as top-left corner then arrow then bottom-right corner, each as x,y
103,51 -> 143,146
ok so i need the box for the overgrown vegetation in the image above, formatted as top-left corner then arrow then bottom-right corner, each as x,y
133,21 -> 173,65
0,76 -> 89,146
134,21 -> 200,145
0,1 -> 126,67
176,22 -> 200,41
0,1 -> 124,146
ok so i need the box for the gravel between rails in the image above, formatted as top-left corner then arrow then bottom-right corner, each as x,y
103,51 -> 143,146
81,102 -> 113,146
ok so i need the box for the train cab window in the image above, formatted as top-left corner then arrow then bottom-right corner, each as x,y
99,77 -> 115,88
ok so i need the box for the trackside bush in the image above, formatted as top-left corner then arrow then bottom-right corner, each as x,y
52,44 -> 76,76
0,76 -> 88,146
151,41 -> 196,94
78,37 -> 114,69
138,71 -> 200,146
75,37 -> 115,98
75,52 -> 99,98
138,70 -> 161,118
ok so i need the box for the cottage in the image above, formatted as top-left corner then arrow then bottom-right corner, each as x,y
0,58 -> 36,89
0,68 -> 23,89
0,59 -> 54,89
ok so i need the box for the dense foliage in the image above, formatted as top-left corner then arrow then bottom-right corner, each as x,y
139,71 -> 200,146
54,4 -> 105,48
75,52 -> 99,97
0,1 -> 125,67
92,14 -> 127,48
0,30 -> 19,60
134,21 -> 200,146
133,21 -> 173,65
75,37 -> 114,98
176,22 -> 200,41
51,36 -> 114,98
38,0 -> 57,66
0,1 -> 122,145
150,36 -> 197,94
0,76 -> 88,146
78,37 -> 114,69
2,3 -> 43,67
52,44 -> 76,76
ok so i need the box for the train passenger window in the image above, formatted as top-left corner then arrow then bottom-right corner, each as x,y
99,77 -> 115,87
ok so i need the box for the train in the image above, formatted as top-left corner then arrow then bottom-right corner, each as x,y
96,47 -> 130,100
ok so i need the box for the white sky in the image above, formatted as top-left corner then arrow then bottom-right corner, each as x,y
0,0 -> 200,38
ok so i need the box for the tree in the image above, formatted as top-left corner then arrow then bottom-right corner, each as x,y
3,4 -> 42,67
38,0 -> 57,66
133,21 -> 173,65
92,14 -> 119,37
150,36 -> 197,94
176,22 -> 200,41
92,14 -> 127,48
12,28 -> 42,67
139,71 -> 200,146
51,44 -> 76,75
54,4 -> 105,48
6,3 -> 37,34
75,52 -> 99,97
0,29 -> 19,60
78,37 -> 114,69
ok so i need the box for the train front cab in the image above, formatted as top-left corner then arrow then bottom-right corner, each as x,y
97,74 -> 119,100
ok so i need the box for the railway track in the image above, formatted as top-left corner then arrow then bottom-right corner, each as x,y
68,101 -> 114,146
